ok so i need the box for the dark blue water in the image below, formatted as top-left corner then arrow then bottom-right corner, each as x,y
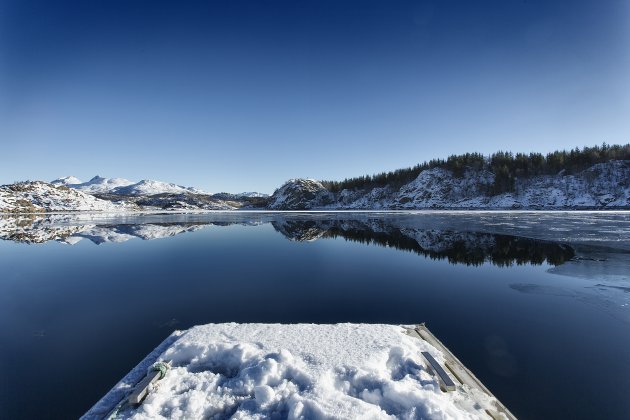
1,212 -> 629,419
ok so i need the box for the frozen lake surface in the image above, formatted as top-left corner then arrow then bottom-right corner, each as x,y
0,211 -> 629,419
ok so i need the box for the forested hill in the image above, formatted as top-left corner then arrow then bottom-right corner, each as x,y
268,144 -> 630,210
321,144 -> 630,196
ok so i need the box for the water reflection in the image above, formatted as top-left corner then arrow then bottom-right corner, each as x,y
0,213 -> 577,267
272,218 -> 575,266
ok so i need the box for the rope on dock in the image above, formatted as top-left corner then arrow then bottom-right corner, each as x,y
152,361 -> 169,380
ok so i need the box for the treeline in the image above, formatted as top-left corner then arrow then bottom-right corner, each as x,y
321,143 -> 630,194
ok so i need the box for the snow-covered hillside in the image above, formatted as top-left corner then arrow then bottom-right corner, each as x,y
237,191 -> 269,198
51,175 -> 82,186
269,160 -> 630,209
5,160 -> 628,213
53,176 -> 135,194
0,182 -> 132,213
52,176 -> 206,195
131,193 -> 243,211
111,179 -> 206,196
1,175 -> 270,213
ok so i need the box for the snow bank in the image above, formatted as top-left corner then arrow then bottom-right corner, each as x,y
117,324 -> 495,419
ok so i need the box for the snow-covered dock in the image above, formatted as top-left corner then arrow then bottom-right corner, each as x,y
83,324 -> 514,419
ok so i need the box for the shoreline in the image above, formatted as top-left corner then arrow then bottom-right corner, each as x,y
3,208 -> 630,216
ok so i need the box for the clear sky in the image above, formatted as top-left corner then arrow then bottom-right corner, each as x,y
1,0 -> 628,193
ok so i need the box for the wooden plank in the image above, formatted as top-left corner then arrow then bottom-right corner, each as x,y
410,324 -> 517,420
422,351 -> 457,391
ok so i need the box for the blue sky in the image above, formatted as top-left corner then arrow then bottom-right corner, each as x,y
1,0 -> 628,193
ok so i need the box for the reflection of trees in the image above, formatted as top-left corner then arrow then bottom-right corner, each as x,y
273,220 -> 575,267
1,215 -> 576,266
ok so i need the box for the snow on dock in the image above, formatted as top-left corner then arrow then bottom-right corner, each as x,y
83,324 -> 513,419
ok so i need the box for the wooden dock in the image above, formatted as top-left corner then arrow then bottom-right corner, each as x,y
407,324 -> 516,420
84,324 -> 516,419
81,331 -> 182,420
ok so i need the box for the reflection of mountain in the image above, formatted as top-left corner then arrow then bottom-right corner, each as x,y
2,214 -> 622,270
0,215 -> 89,244
271,220 -> 327,242
69,223 -> 208,244
0,215 -> 216,245
2,215 -> 575,266
272,219 -> 575,267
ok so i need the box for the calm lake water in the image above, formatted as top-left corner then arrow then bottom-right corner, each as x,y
1,211 -> 629,419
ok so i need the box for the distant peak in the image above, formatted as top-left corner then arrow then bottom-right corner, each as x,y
51,175 -> 82,185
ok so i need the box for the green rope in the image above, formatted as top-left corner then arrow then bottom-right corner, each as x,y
106,362 -> 170,419
152,361 -> 169,379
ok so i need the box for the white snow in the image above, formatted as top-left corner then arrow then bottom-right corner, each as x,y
111,179 -> 206,196
52,176 -> 207,196
238,192 -> 270,198
117,323 -> 496,420
51,175 -> 82,185
69,176 -> 136,194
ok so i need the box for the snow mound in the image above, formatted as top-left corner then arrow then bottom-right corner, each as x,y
119,324 -> 495,419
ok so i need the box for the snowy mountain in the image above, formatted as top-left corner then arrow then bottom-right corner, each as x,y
268,160 -> 630,210
56,176 -> 135,194
51,176 -> 82,186
1,174 -> 268,213
0,181 -> 265,213
109,179 -> 206,196
0,182 -> 132,213
52,175 -> 206,196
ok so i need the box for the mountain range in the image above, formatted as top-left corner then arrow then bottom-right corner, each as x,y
2,146 -> 629,213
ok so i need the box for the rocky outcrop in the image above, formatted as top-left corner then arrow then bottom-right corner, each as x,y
267,179 -> 334,210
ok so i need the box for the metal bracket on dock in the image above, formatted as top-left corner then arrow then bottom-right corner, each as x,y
127,361 -> 170,405
421,351 -> 457,391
